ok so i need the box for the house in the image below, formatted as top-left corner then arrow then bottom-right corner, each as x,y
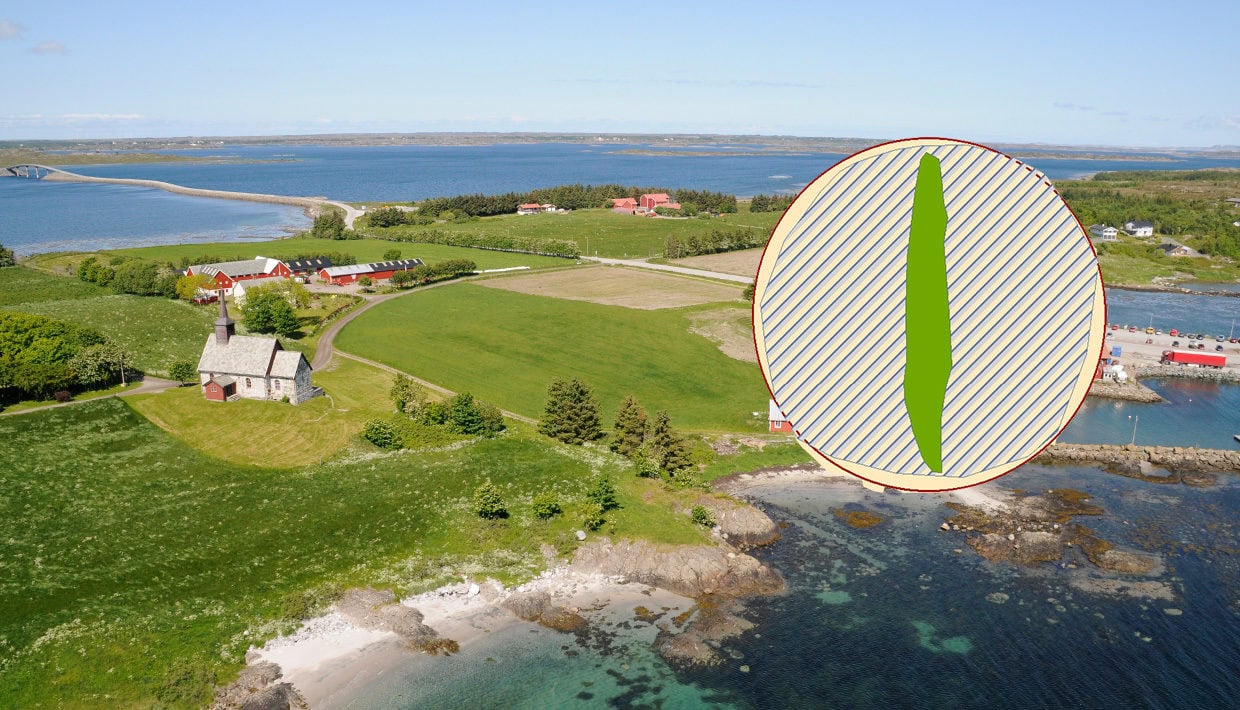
186,257 -> 291,295
1156,242 -> 1198,257
639,193 -> 682,211
517,203 -> 542,215
611,197 -> 637,214
284,257 -> 332,278
232,277 -> 289,307
197,298 -> 317,404
1123,220 -> 1154,237
768,400 -> 793,433
1088,224 -> 1119,242
541,203 -> 558,213
318,259 -> 425,285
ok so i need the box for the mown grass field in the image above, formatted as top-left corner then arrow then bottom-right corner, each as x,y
0,266 -> 105,305
131,356 -> 394,467
335,283 -> 770,432
28,239 -> 575,275
11,295 -> 214,376
0,398 -> 710,706
367,208 -> 779,259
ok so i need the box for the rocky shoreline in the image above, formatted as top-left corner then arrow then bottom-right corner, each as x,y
1109,283 -> 1240,298
1086,378 -> 1163,402
1037,442 -> 1237,479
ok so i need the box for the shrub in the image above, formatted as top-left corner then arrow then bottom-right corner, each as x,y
169,360 -> 197,384
691,505 -> 716,528
383,248 -> 402,260
633,451 -> 662,479
582,502 -> 606,531
358,275 -> 373,287
53,390 -> 72,403
361,418 -> 401,449
586,477 -> 619,512
671,468 -> 700,488
532,492 -> 562,519
473,480 -> 508,519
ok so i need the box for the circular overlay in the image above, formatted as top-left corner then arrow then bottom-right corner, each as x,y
754,138 -> 1105,491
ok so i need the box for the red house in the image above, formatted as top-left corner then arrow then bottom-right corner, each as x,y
186,257 -> 291,294
318,259 -> 425,285
768,400 -> 793,433
639,193 -> 681,211
612,197 -> 637,214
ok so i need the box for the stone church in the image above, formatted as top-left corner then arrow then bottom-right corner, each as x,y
196,297 -> 317,404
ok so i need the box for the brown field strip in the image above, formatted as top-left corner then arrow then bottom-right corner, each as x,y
478,265 -> 744,309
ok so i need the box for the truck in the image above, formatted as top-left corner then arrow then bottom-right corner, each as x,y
1161,350 -> 1226,368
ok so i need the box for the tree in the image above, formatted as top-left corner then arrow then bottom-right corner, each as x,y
0,243 -> 15,268
240,290 -> 299,335
743,281 -> 755,301
361,418 -> 401,449
68,343 -> 129,388
532,492 -> 561,519
538,377 -> 603,445
390,374 -> 427,414
472,480 -> 508,519
610,395 -> 648,458
383,248 -> 402,260
176,273 -> 213,301
448,392 -> 485,434
358,275 -> 373,287
390,270 -> 414,287
368,207 -> 407,228
586,477 -> 619,512
169,360 -> 197,385
311,211 -> 346,240
649,410 -> 693,475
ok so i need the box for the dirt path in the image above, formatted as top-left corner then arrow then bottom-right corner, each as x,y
0,376 -> 182,418
590,256 -> 753,284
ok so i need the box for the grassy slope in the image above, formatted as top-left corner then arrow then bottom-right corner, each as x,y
12,296 -> 214,376
131,356 -> 393,467
0,398 -> 708,706
367,209 -> 780,259
335,283 -> 770,432
0,266 -> 105,305
28,240 -> 575,275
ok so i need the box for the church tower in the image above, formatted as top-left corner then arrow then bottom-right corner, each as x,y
214,291 -> 235,344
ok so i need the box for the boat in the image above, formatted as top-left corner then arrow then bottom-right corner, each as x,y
1235,434 -> 1240,442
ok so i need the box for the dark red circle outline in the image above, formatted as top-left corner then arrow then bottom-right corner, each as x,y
749,136 -> 1108,493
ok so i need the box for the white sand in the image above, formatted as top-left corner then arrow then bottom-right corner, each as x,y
250,568 -> 693,707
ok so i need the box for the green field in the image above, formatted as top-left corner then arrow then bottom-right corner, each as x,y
132,356 -> 395,466
11,295 -> 214,376
335,284 -> 770,432
28,239 -> 576,275
367,208 -> 780,259
0,266 -> 105,305
0,398 -> 709,706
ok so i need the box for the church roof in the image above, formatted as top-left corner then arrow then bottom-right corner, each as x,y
197,334 -> 281,377
270,350 -> 309,378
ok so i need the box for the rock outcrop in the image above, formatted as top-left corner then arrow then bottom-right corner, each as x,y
501,590 -> 588,633
1086,379 -> 1163,402
652,597 -> 755,668
1037,443 -> 1233,480
571,539 -> 784,598
697,498 -> 781,547
335,588 -> 456,654
211,661 -> 307,710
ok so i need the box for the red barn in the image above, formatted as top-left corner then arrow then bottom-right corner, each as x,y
612,197 -> 637,214
186,257 -> 291,294
318,259 -> 425,285
768,400 -> 793,433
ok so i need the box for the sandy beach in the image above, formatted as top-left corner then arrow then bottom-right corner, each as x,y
251,568 -> 694,708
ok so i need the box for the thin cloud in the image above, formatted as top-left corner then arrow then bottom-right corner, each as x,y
1225,115 -> 1240,130
0,20 -> 22,40
30,41 -> 67,55
1053,102 -> 1095,112
665,78 -> 826,89
1100,110 -> 1128,117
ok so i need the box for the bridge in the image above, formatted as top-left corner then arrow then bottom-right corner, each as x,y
5,164 -> 61,179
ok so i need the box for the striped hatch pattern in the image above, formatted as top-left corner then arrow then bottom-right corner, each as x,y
754,138 -> 1105,490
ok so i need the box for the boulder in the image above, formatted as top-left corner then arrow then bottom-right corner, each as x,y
211,661 -> 308,710
571,539 -> 783,598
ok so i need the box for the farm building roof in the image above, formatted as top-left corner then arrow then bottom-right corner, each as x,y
285,257 -> 332,271
197,334 -> 282,378
191,258 -> 282,278
1126,220 -> 1154,229
321,259 -> 424,277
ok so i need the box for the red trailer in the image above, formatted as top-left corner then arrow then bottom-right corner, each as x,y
1161,350 -> 1226,368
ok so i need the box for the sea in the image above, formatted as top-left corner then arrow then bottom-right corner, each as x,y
5,142 -> 1240,255
6,141 -> 1240,707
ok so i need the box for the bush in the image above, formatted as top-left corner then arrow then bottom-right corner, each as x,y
691,505 -> 716,528
586,477 -> 619,512
53,390 -> 72,403
169,360 -> 198,385
361,418 -> 401,449
532,492 -> 562,519
383,248 -> 402,260
582,502 -> 606,531
671,468 -> 700,488
473,480 -> 508,519
358,275 -> 373,287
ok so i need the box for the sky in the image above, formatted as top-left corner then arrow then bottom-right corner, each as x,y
1,1 -> 1237,147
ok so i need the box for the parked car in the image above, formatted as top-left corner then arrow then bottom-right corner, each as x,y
1172,341 -> 1181,347
1169,329 -> 1178,337
1128,326 -> 1138,332
1216,345 -> 1225,352
1110,324 -> 1120,331
1145,327 -> 1155,334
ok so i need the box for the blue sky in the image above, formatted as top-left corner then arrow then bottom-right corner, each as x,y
2,1 -> 1236,146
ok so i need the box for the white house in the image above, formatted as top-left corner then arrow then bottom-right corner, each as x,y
1089,224 -> 1119,242
1123,220 -> 1154,238
196,299 -> 317,404
232,277 -> 288,307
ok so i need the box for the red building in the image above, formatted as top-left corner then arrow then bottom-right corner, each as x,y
318,259 -> 425,285
517,203 -> 542,215
639,193 -> 682,211
186,257 -> 291,294
768,400 -> 793,433
612,197 -> 637,214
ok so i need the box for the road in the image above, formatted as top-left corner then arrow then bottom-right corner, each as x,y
0,376 -> 182,418
589,257 -> 752,284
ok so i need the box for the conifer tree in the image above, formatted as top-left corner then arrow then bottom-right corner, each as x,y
538,377 -> 603,445
650,410 -> 693,475
610,395 -> 648,458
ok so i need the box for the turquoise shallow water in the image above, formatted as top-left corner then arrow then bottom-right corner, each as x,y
336,467 -> 1239,709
